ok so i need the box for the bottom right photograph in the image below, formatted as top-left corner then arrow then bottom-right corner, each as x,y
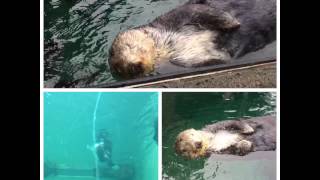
162,92 -> 277,180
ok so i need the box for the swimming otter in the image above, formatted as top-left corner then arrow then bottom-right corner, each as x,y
109,0 -> 276,78
95,129 -> 113,166
175,115 -> 276,159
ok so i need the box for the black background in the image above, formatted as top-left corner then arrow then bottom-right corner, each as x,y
2,1 -> 39,179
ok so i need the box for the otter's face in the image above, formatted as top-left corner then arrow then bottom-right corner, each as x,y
175,129 -> 208,159
109,29 -> 156,79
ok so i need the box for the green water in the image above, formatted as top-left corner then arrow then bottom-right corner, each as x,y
162,92 -> 276,180
44,0 -> 189,87
44,92 -> 158,180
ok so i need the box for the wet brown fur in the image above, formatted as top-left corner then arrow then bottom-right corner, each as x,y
175,116 -> 276,159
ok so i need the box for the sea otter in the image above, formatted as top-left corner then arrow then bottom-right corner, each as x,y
109,0 -> 276,78
175,115 -> 276,159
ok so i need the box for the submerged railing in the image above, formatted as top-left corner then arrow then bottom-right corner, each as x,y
92,92 -> 102,179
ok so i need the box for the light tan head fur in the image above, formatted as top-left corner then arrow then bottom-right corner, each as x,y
109,29 -> 157,78
109,26 -> 231,78
175,129 -> 210,159
175,129 -> 244,159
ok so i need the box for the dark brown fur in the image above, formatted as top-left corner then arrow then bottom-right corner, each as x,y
203,115 -> 276,155
109,0 -> 276,78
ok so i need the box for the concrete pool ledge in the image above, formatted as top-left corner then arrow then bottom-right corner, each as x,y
131,62 -> 276,88
92,59 -> 276,88
204,151 -> 276,180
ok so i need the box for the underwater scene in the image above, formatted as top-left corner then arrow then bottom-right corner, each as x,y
44,92 -> 158,180
44,0 -> 189,87
162,92 -> 277,180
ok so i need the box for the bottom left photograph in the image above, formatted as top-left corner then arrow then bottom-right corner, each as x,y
43,92 -> 158,180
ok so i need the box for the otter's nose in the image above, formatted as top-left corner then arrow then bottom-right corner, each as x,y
127,62 -> 144,77
195,142 -> 202,149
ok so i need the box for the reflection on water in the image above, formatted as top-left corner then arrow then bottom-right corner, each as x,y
162,92 -> 276,180
44,0 -> 189,87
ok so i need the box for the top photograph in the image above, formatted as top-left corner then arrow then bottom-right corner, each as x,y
43,0 -> 277,88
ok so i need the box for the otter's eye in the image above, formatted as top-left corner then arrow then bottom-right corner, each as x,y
195,142 -> 202,149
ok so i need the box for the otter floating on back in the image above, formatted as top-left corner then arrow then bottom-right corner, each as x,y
109,0 -> 276,78
175,115 -> 276,159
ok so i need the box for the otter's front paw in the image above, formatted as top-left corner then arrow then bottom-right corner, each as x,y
235,140 -> 253,156
241,124 -> 255,135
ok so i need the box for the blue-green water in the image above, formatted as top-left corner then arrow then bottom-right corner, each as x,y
44,92 -> 158,180
44,0 -> 189,87
162,92 -> 276,180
